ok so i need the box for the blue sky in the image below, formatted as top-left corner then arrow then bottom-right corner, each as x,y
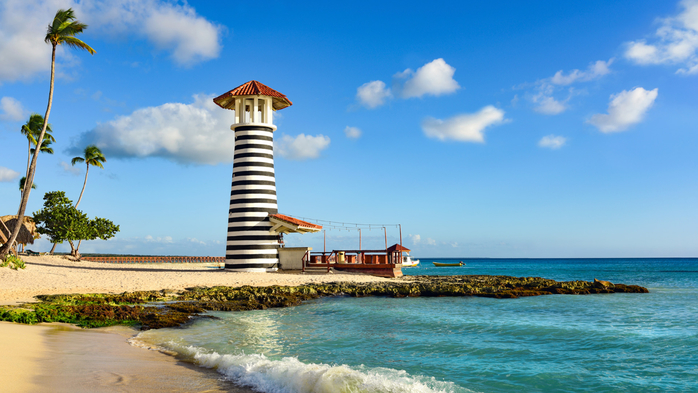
1,0 -> 697,257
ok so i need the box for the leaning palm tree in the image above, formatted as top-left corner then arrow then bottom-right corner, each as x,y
21,113 -> 54,176
1,8 -> 95,259
71,145 -> 106,208
18,177 -> 37,200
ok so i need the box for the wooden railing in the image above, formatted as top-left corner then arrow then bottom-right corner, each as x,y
303,249 -> 399,273
81,256 -> 225,264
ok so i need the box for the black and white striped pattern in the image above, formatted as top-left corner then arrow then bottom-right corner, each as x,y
226,125 -> 279,271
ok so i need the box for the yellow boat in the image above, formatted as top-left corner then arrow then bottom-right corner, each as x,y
432,261 -> 465,267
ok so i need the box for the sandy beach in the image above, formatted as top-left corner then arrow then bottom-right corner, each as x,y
0,255 -> 394,392
0,321 -> 253,392
0,255 -> 394,306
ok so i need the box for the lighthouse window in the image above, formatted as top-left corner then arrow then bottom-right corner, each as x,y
258,99 -> 266,123
244,98 -> 253,123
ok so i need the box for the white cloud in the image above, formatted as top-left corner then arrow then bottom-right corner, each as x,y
355,58 -> 460,108
0,97 -> 27,121
59,161 -> 82,175
145,235 -> 173,243
525,59 -> 612,116
624,0 -> 698,74
70,94 -> 238,165
0,0 -> 222,82
422,106 -> 507,143
0,166 -> 20,182
588,87 -> 659,133
139,2 -> 222,66
0,0 -> 61,82
550,59 -> 614,85
538,135 -> 567,149
73,96 -> 330,164
275,134 -> 331,161
356,80 -> 391,108
344,126 -> 362,139
409,234 -> 421,244
399,58 -> 461,98
82,0 -> 224,66
426,238 -> 437,246
533,95 -> 567,115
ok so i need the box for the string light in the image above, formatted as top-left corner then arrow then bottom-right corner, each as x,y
293,216 -> 399,231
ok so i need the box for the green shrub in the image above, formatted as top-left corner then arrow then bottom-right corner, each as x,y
1,255 -> 26,270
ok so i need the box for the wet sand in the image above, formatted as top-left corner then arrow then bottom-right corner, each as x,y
0,322 -> 252,393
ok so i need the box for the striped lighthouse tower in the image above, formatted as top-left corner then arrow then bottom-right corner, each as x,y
213,81 -> 293,272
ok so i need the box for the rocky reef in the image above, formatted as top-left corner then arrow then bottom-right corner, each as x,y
0,275 -> 648,330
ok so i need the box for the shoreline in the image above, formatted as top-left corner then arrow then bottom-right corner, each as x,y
0,321 -> 252,393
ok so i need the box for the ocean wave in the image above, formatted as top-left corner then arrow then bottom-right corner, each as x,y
142,339 -> 470,393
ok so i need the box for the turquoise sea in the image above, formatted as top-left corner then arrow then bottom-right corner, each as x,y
135,258 -> 698,392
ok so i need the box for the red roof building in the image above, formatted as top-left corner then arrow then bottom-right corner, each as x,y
269,214 -> 322,234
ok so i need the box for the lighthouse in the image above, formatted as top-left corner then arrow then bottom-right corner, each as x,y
213,81 -> 292,272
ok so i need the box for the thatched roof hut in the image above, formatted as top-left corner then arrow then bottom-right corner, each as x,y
0,215 -> 39,246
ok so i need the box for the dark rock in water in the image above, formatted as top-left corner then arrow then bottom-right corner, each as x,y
0,275 -> 648,330
593,278 -> 615,289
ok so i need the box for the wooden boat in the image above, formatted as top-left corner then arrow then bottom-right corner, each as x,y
432,261 -> 465,267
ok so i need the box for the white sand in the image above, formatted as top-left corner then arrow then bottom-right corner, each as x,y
0,255 -> 395,305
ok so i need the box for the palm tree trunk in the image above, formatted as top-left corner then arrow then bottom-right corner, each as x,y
27,140 -> 31,176
74,164 -> 89,208
0,44 -> 56,259
49,243 -> 58,254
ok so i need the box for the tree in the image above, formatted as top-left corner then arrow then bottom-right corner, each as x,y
71,145 -> 106,208
21,113 -> 54,176
31,138 -> 55,156
33,191 -> 119,259
18,177 -> 38,206
1,8 -> 95,260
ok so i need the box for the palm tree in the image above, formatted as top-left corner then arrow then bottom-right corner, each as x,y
1,8 -> 95,259
31,138 -> 55,156
21,114 -> 54,176
18,177 -> 37,200
71,145 -> 106,208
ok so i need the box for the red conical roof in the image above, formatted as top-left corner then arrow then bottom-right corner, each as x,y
213,80 -> 293,111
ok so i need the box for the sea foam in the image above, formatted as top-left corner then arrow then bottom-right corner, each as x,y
146,339 -> 469,393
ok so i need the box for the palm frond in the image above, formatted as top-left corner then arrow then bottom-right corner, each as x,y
76,145 -> 108,169
31,143 -> 54,155
61,21 -> 88,36
19,177 -> 37,191
61,36 -> 96,55
21,126 -> 38,145
71,157 -> 85,165
44,8 -> 94,55
42,132 -> 56,143
46,9 -> 75,43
